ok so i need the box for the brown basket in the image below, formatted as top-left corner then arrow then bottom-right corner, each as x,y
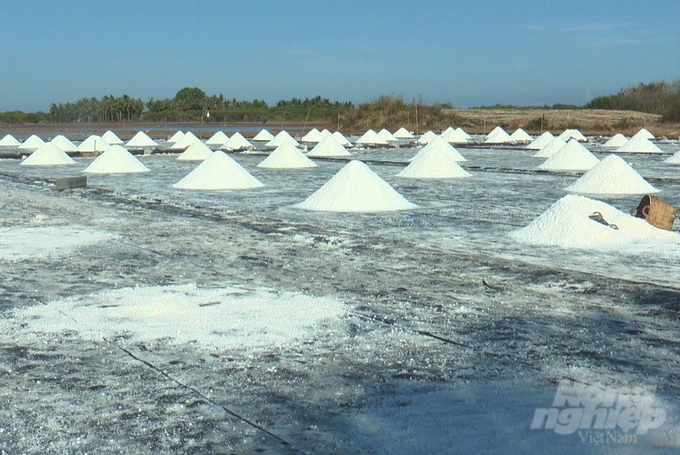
631,195 -> 677,231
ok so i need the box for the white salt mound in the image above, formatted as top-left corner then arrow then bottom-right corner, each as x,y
168,130 -> 184,143
527,131 -> 555,150
298,160 -> 416,213
510,128 -> 533,143
637,128 -> 655,139
170,131 -> 199,150
398,147 -> 471,179
394,127 -> 415,139
332,131 -> 352,147
511,195 -> 679,249
21,142 -> 76,166
205,131 -> 229,146
174,150 -> 263,190
485,126 -> 513,144
565,154 -> 658,196
176,140 -> 213,161
50,135 -> 77,152
257,143 -> 317,169
301,128 -> 323,143
265,130 -> 299,148
18,135 -> 45,150
83,145 -> 149,174
616,134 -> 662,154
441,128 -> 468,144
252,129 -> 275,142
126,131 -> 158,148
0,134 -> 21,147
1,283 -> 346,349
378,128 -> 398,143
533,137 -> 567,158
665,151 -> 680,164
221,132 -> 254,151
78,135 -> 109,153
603,133 -> 628,147
355,130 -> 389,147
417,131 -> 437,145
409,136 -> 466,162
307,135 -> 352,158
102,130 -> 123,145
537,139 -> 599,172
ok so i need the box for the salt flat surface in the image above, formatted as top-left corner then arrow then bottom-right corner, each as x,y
0,226 -> 113,261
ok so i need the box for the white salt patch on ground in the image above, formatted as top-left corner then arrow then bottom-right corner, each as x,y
298,160 -> 416,212
257,143 -> 317,169
176,140 -> 213,161
565,154 -> 659,197
174,150 -> 263,190
0,226 -> 113,261
102,130 -> 123,145
511,195 -> 679,249
1,283 -> 347,349
537,140 -> 599,172
20,142 -> 76,166
83,145 -> 150,174
398,146 -> 471,179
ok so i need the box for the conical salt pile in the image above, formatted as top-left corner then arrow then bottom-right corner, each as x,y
332,131 -> 352,147
177,141 -> 213,161
307,135 -> 351,158
485,126 -> 513,144
394,127 -> 415,139
616,134 -> 662,154
221,132 -> 254,152
417,131 -> 437,145
50,135 -> 77,152
537,139 -> 599,172
18,135 -> 45,151
102,130 -> 123,145
558,129 -> 587,142
510,128 -> 533,143
170,131 -> 199,150
257,143 -> 317,169
664,151 -> 680,165
83,145 -> 149,174
77,135 -> 109,153
409,136 -> 466,162
603,133 -> 628,147
511,195 -> 679,249
527,131 -> 555,150
298,160 -> 416,213
456,128 -> 471,140
0,134 -> 21,147
355,130 -> 389,147
441,128 -> 468,144
168,131 -> 184,143
533,137 -> 567,158
174,151 -> 263,190
301,128 -> 323,143
378,129 -> 398,143
21,142 -> 76,166
252,129 -> 275,142
636,128 -> 654,139
398,147 -> 471,179
206,131 -> 229,146
126,131 -> 158,149
265,131 -> 299,148
565,154 -> 658,196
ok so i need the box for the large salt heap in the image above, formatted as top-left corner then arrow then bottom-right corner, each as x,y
616,133 -> 662,154
170,131 -> 200,150
565,154 -> 658,196
355,130 -> 389,147
332,131 -> 353,147
409,136 -> 466,162
221,132 -> 254,152
537,139 -> 599,172
511,195 -> 679,249
205,131 -> 229,147
417,131 -> 437,145
126,131 -> 158,149
18,135 -> 45,151
527,131 -> 555,150
265,131 -> 299,148
603,133 -> 628,148
398,146 -> 471,179
50,135 -> 77,152
510,128 -> 533,143
102,130 -> 124,145
176,141 -> 213,161
636,128 -> 655,139
83,145 -> 149,174
77,135 -> 109,153
21,142 -> 76,166
252,129 -> 275,142
257,143 -> 317,169
533,137 -> 567,158
298,160 -> 416,212
0,134 -> 21,147
307,135 -> 352,158
485,126 -> 513,144
174,151 -> 263,190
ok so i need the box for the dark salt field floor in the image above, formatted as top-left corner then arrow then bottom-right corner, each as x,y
1,142 -> 680,453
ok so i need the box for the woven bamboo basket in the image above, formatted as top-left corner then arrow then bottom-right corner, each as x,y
631,195 -> 677,231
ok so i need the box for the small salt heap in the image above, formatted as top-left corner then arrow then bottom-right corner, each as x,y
205,131 -> 229,147
257,143 -> 317,169
485,126 -> 513,144
664,151 -> 680,165
307,135 -> 351,158
409,136 -> 466,162
527,131 -> 555,150
298,160 -> 416,212
170,131 -> 199,150
176,141 -> 213,161
77,135 -> 108,153
50,135 -> 77,152
21,142 -> 76,166
394,127 -> 415,139
616,133 -> 662,154
221,132 -> 254,152
18,135 -> 45,151
332,131 -> 352,147
511,195 -> 679,249
174,151 -> 263,190
126,131 -> 158,149
537,139 -> 599,172
441,128 -> 468,144
355,130 -> 389,147
565,154 -> 658,197
603,133 -> 628,148
533,137 -> 567,158
168,131 -> 184,143
102,130 -> 124,145
417,131 -> 437,145
265,131 -> 299,148
510,128 -> 533,143
252,129 -> 275,142
83,145 -> 150,174
0,134 -> 21,147
398,147 -> 471,179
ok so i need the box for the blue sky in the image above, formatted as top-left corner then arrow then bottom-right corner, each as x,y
1,0 -> 678,111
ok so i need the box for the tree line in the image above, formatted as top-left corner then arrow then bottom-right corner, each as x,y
584,79 -> 680,122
